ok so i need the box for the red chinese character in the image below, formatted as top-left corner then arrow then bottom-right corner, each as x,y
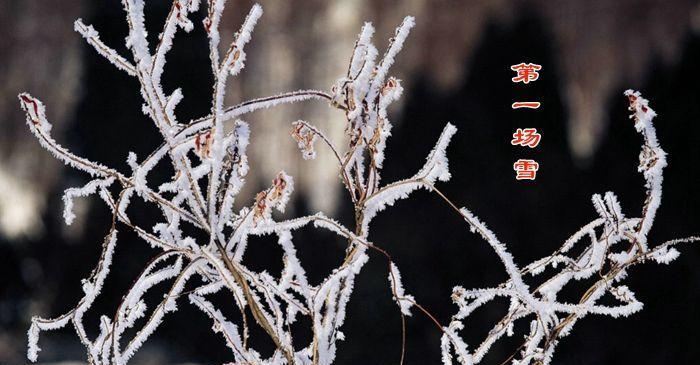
511,128 -> 541,148
513,159 -> 539,180
512,101 -> 541,109
511,63 -> 541,84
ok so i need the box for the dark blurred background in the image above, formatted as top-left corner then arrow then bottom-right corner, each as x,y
2,0 -> 700,364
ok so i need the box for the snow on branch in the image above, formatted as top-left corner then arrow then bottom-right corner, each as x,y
438,91 -> 698,365
362,123 -> 457,232
388,262 -> 415,316
74,19 -> 138,76
19,1 -> 697,364
19,93 -> 124,180
28,229 -> 118,362
63,177 -> 116,225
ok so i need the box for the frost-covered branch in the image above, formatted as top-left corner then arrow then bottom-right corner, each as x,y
21,3 -> 434,363
437,91 -> 699,365
20,2 -> 696,364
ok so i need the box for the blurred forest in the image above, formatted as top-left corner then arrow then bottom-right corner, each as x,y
2,0 -> 700,364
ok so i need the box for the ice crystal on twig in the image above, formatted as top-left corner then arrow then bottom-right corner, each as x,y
19,1 -> 696,364
438,91 -> 698,365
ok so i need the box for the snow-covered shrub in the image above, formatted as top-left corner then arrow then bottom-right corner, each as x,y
19,1 -> 697,364
438,91 -> 699,365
